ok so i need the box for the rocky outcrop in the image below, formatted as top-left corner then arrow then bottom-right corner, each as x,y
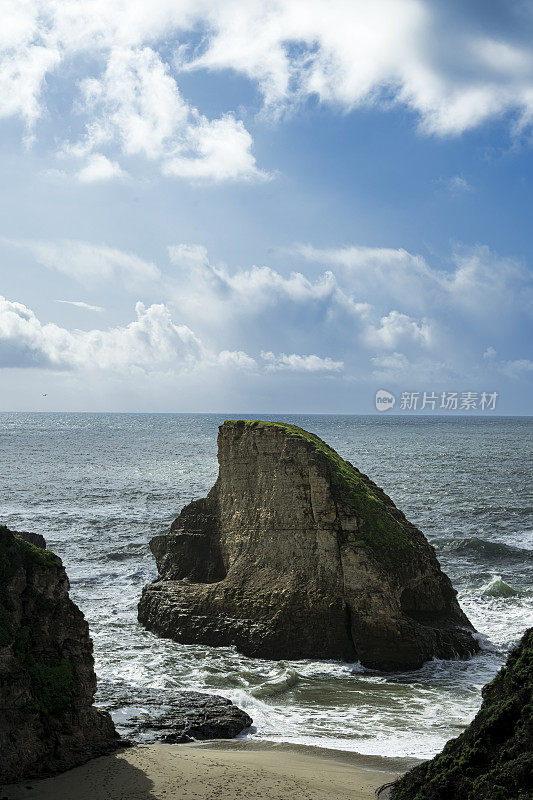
0,525 -> 119,784
389,628 -> 533,800
138,420 -> 478,670
142,691 -> 252,743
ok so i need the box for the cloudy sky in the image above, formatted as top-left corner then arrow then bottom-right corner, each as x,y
1,0 -> 532,413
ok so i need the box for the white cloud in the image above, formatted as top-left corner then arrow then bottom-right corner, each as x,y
363,310 -> 433,349
168,242 -> 364,321
261,351 -> 344,372
3,234 -> 529,392
166,242 -> 462,371
6,238 -> 161,289
217,349 -> 256,370
76,154 -> 127,183
2,1 -> 533,183
293,243 -> 436,312
0,294 -> 343,381
162,114 -> 266,182
0,295 -> 229,373
56,300 -> 104,312
166,239 -> 533,388
168,243 -> 209,269
63,44 -> 265,182
295,242 -> 532,318
482,347 -> 533,379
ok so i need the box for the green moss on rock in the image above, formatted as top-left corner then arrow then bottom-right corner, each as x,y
227,420 -> 415,565
0,525 -> 77,717
0,524 -> 58,583
390,628 -> 533,800
24,658 -> 77,716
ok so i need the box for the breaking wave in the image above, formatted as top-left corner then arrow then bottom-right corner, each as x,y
434,536 -> 532,563
481,576 -> 521,598
250,669 -> 301,698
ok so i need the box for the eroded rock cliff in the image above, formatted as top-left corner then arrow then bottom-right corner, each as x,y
138,420 -> 478,670
0,525 -> 119,784
389,628 -> 533,800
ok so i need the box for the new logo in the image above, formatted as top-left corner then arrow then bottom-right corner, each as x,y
375,389 -> 396,411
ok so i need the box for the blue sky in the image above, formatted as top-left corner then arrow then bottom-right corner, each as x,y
0,0 -> 532,413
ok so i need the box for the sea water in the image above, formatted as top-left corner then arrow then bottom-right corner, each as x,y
1,413 -> 531,758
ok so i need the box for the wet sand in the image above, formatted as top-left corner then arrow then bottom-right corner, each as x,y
2,740 -> 419,800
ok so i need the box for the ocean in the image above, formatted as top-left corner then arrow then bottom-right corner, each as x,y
1,413 -> 531,758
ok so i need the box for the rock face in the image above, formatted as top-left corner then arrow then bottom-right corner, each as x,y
154,692 -> 252,744
390,628 -> 533,800
0,525 -> 119,784
138,420 -> 478,670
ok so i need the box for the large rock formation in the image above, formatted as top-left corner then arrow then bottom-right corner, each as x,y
389,628 -> 533,800
138,420 -> 478,670
0,525 -> 119,784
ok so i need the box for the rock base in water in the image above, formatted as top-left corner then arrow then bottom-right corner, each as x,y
390,628 -> 533,800
139,420 -> 478,670
158,692 -> 252,743
0,526 -> 120,784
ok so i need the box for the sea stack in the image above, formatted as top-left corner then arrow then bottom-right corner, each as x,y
390,628 -> 533,800
0,526 -> 119,783
138,420 -> 478,670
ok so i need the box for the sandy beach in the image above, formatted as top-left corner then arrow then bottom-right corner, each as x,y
1,741 -> 418,800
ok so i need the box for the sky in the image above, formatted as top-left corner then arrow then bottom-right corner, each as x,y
1,0 -> 532,414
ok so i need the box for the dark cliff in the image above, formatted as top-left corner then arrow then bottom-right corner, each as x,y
138,420 -> 478,670
390,628 -> 533,800
0,526 -> 119,784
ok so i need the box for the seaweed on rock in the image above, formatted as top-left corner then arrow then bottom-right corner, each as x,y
390,628 -> 533,800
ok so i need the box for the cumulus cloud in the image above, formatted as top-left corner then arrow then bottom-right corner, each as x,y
2,1 -> 533,182
0,294 -> 343,381
261,351 -> 344,372
293,243 -> 436,313
166,239 -> 533,388
295,242 -> 532,318
5,238 -> 161,289
0,0 -> 533,166
65,46 -> 265,183
363,310 -> 433,350
2,233 -> 529,391
217,349 -> 256,370
76,154 -> 127,183
0,295 -> 219,373
168,242 -> 365,321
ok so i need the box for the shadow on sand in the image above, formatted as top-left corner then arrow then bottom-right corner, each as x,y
1,752 -> 158,800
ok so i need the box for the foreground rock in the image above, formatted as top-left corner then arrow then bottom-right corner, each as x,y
147,691 -> 252,743
139,420 -> 478,670
390,628 -> 533,800
0,525 -> 119,784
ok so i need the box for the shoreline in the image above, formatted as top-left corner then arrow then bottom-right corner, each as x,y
1,740 -> 421,800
